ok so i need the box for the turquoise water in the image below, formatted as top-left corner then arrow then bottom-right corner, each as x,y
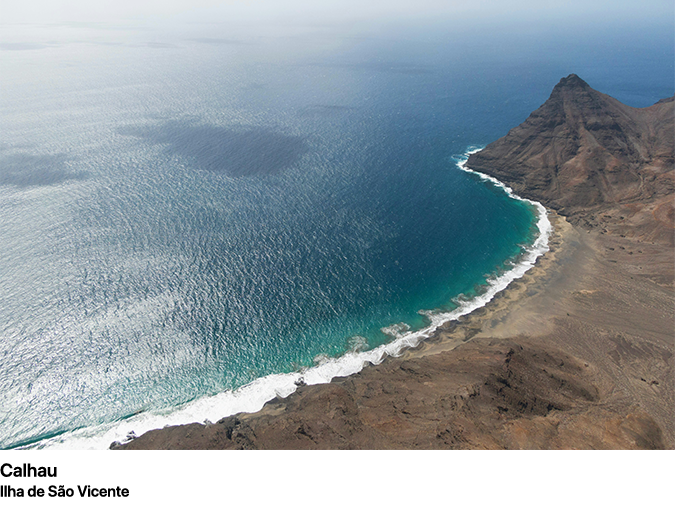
0,19 -> 672,449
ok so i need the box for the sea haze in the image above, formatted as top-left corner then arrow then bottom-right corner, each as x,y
0,18 -> 672,449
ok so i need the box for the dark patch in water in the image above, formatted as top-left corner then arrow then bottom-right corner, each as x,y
118,121 -> 309,177
0,154 -> 85,187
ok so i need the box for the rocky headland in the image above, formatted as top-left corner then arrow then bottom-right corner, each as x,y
115,75 -> 674,450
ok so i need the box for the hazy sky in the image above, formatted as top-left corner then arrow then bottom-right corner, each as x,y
1,0 -> 673,25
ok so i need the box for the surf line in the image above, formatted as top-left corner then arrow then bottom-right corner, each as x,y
36,146 -> 552,450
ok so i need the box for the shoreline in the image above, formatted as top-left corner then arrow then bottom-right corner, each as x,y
114,205 -> 674,448
405,209 -> 573,360
33,151 -> 552,450
111,211 -> 572,449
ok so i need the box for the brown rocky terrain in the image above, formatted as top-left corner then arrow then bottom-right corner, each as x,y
115,75 -> 674,450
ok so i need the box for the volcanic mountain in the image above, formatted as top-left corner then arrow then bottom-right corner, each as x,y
466,74 -> 674,244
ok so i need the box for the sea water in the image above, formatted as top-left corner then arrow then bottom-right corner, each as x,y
0,18 -> 672,449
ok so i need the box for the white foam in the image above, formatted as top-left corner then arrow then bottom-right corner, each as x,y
33,147 -> 551,450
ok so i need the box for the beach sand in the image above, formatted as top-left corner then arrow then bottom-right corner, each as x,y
116,211 -> 674,449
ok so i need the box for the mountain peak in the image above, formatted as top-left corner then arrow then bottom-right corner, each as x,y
465,76 -> 674,243
552,73 -> 591,92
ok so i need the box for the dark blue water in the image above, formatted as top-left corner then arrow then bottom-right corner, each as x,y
0,18 -> 672,448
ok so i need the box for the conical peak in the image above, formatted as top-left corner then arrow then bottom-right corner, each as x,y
553,74 -> 591,92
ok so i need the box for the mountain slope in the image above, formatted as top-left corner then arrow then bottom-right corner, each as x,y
466,74 -> 674,243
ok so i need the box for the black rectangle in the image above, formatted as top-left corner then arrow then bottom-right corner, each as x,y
0,462 -> 129,498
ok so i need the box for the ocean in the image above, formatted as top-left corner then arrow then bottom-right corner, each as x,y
0,17 -> 672,449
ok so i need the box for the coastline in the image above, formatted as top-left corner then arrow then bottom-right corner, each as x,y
34,149 -> 552,450
19,146 -> 552,449
115,207 -> 674,449
114,119 -> 675,450
405,209 -> 574,360
75,78 -> 675,449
